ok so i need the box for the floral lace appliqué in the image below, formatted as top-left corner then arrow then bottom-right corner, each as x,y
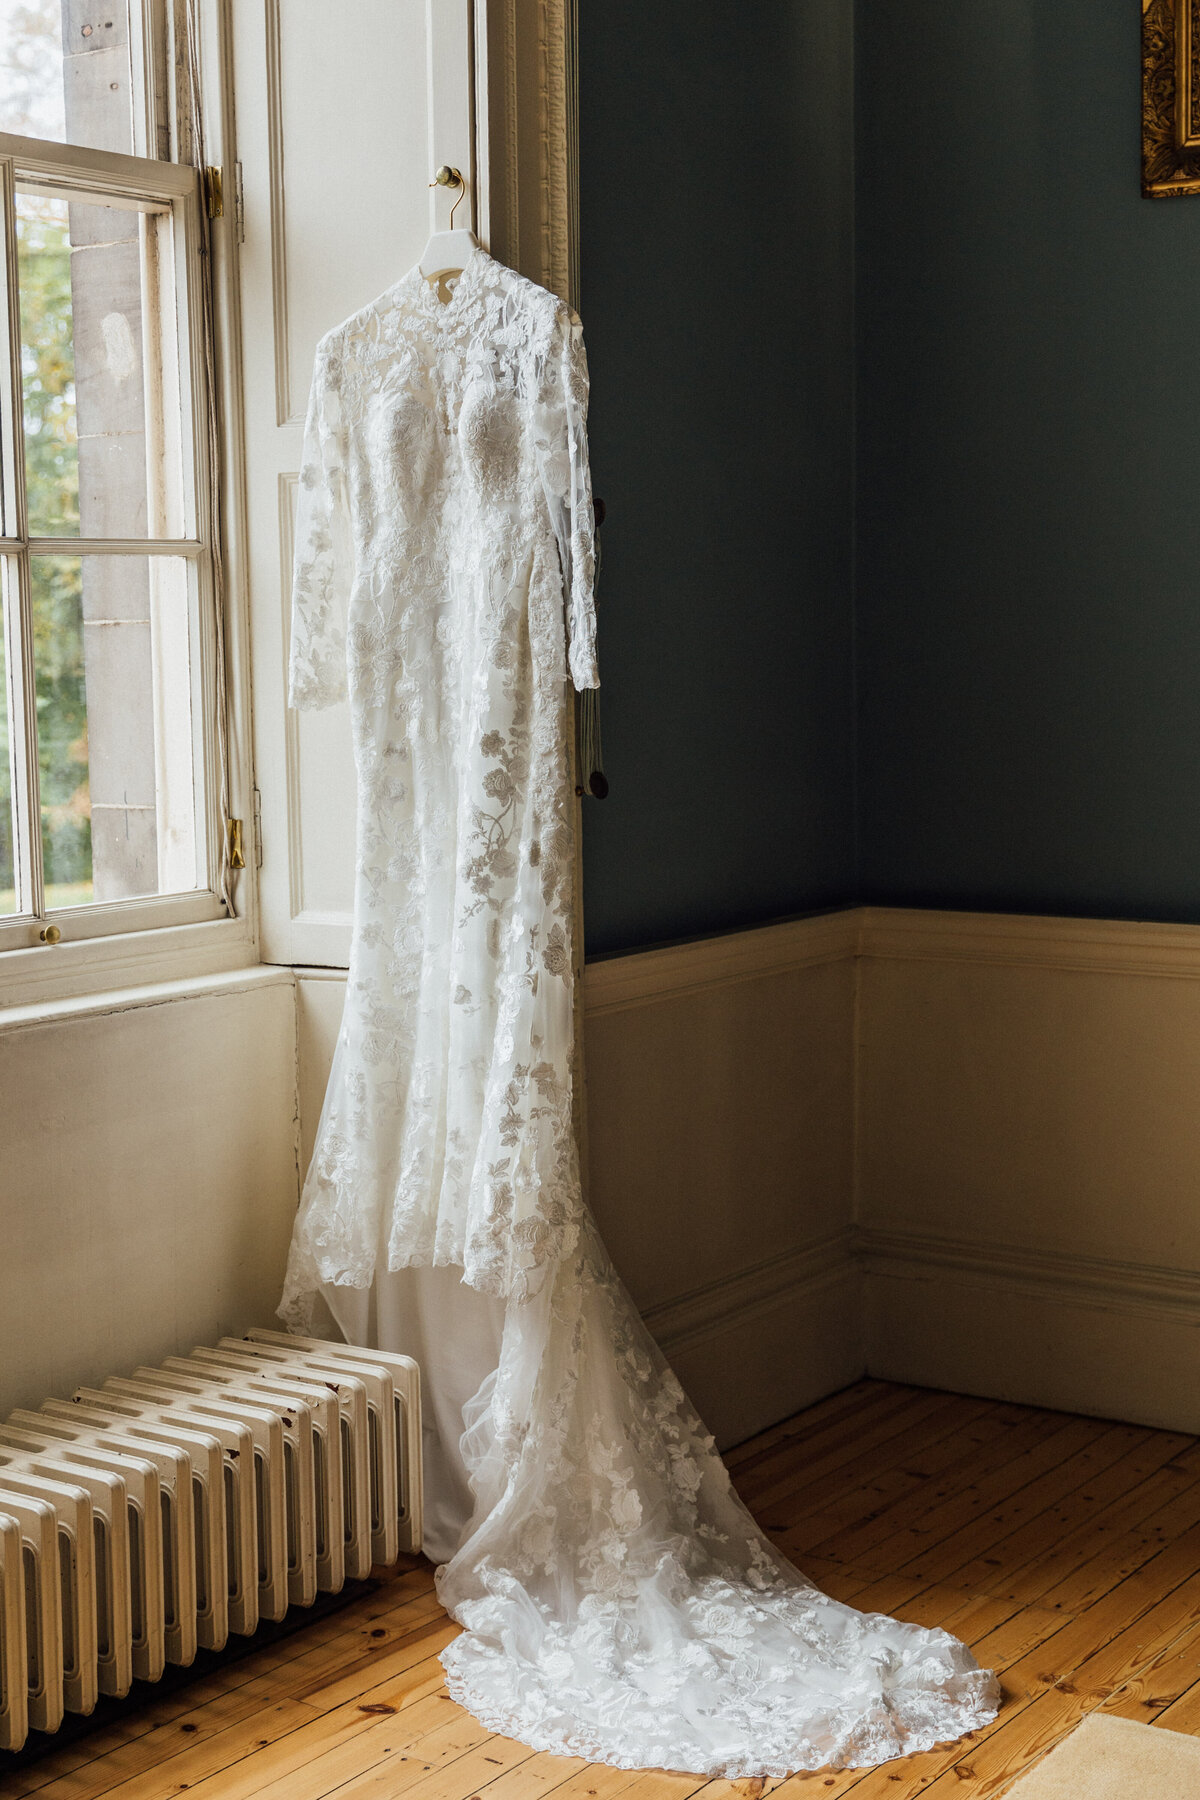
279,250 -> 998,1779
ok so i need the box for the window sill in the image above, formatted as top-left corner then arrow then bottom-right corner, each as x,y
0,912 -> 261,1011
0,958 -> 294,1035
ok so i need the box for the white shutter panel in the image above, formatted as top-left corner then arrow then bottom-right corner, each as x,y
234,0 -> 477,965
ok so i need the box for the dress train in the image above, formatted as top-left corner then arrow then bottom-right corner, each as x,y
320,1216 -> 999,1777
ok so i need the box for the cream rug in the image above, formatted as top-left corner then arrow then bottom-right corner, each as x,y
1005,1713 -> 1200,1795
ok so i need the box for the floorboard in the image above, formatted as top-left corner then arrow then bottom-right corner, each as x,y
3,1380 -> 1196,1799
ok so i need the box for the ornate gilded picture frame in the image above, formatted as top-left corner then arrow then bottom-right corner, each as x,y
1144,0 -> 1200,194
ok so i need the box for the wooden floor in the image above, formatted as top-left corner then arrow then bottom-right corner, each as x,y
6,1378 -> 1200,1799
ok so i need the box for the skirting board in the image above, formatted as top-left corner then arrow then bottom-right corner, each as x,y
860,1229 -> 1200,1433
643,1233 -> 862,1450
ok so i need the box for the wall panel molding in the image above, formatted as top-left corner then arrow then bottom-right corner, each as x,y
656,1237 -> 862,1452
858,1226 -> 1200,1325
858,904 -> 1200,979
584,910 -> 858,1015
644,1229 -> 857,1362
861,1232 -> 1200,1435
588,898 -> 1200,1017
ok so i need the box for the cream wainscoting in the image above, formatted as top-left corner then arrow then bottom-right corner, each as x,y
856,906 -> 1200,1432
296,904 -> 1200,1446
0,967 -> 301,1417
296,914 -> 862,1450
583,916 -> 861,1447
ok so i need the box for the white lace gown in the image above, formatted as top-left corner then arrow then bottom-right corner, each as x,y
279,247 -> 1001,1776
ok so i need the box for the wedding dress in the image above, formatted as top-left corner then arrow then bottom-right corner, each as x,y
279,246 -> 1000,1776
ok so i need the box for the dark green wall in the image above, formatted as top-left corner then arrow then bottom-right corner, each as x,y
578,3 -> 856,956
581,2 -> 1200,949
857,2 -> 1200,920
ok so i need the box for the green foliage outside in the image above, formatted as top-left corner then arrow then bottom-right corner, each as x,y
0,201 -> 92,909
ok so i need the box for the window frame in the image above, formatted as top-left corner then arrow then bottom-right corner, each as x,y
0,0 -> 259,1009
0,130 -> 225,954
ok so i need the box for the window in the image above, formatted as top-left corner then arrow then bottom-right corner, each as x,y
0,1 -> 227,955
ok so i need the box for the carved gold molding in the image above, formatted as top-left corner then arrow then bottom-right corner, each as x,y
480,0 -> 577,303
1143,0 -> 1200,195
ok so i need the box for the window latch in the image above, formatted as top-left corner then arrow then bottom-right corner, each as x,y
204,166 -> 224,220
226,817 -> 246,870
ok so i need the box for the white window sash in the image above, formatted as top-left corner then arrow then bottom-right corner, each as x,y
0,132 -> 229,959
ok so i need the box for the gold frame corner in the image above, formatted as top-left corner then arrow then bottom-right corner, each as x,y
1143,0 -> 1200,196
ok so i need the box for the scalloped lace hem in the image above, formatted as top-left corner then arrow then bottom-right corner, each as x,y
439,1639 -> 1001,1779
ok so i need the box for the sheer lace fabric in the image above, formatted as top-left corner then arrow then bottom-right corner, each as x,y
282,248 -> 595,1318
281,249 -> 1000,1776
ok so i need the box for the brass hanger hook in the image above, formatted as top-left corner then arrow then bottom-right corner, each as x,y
429,164 -> 467,228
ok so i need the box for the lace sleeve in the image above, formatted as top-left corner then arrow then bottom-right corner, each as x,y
288,332 -> 353,710
535,307 -> 599,691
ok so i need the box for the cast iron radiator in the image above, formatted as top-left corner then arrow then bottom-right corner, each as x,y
0,1331 -> 422,1750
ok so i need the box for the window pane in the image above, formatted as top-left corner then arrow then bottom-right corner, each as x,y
0,578 -> 15,914
17,188 -> 185,538
16,192 -> 77,535
33,552 -> 201,906
0,0 -> 134,154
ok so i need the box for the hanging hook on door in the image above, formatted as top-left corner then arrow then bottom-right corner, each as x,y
429,165 -> 467,228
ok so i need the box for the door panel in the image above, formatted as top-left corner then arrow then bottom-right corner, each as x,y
235,0 -> 476,964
